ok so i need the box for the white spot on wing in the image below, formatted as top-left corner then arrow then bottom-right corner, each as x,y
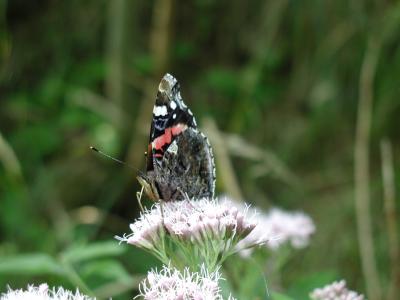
153,105 -> 168,116
181,100 -> 187,108
170,101 -> 177,110
173,113 -> 177,119
167,140 -> 178,154
188,109 -> 193,116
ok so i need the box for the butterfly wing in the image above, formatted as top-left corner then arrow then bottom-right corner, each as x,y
153,127 -> 215,201
139,73 -> 215,201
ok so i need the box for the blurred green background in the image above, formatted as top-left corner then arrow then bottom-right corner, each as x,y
1,0 -> 400,299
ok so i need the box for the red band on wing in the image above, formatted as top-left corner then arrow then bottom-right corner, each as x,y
152,123 -> 187,151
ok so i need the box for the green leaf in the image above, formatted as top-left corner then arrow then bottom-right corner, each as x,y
132,54 -> 153,75
287,271 -> 338,300
204,68 -> 239,98
236,258 -> 269,300
11,124 -> 62,163
271,292 -> 295,300
174,41 -> 195,60
69,58 -> 106,85
80,260 -> 142,299
0,253 -> 64,275
123,247 -> 161,274
61,240 -> 126,264
219,277 -> 237,300
81,259 -> 132,283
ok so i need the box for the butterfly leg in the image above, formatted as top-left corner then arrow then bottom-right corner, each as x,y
159,200 -> 165,227
136,186 -> 145,212
176,187 -> 203,213
183,190 -> 191,202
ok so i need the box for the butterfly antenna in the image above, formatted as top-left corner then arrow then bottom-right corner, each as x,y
90,146 -> 144,175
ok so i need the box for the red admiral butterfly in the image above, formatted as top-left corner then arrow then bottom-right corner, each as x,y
137,73 -> 216,201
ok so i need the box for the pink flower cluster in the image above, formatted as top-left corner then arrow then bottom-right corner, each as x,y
1,284 -> 94,300
241,207 -> 315,252
310,280 -> 365,300
120,198 -> 257,252
139,265 -> 235,300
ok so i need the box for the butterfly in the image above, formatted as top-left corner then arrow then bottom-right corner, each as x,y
137,73 -> 216,201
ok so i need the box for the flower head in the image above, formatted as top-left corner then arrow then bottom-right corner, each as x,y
138,264 -> 235,300
118,198 -> 258,270
0,284 -> 94,300
310,280 -> 365,300
239,207 -> 315,254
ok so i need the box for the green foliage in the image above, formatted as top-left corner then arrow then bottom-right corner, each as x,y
0,241 -> 139,298
61,241 -> 125,264
287,271 -> 338,300
271,292 -> 295,300
0,254 -> 64,276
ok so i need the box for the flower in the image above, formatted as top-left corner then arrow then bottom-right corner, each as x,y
138,264 -> 235,300
117,198 -> 258,270
310,280 -> 365,300
0,284 -> 94,300
239,207 -> 315,254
